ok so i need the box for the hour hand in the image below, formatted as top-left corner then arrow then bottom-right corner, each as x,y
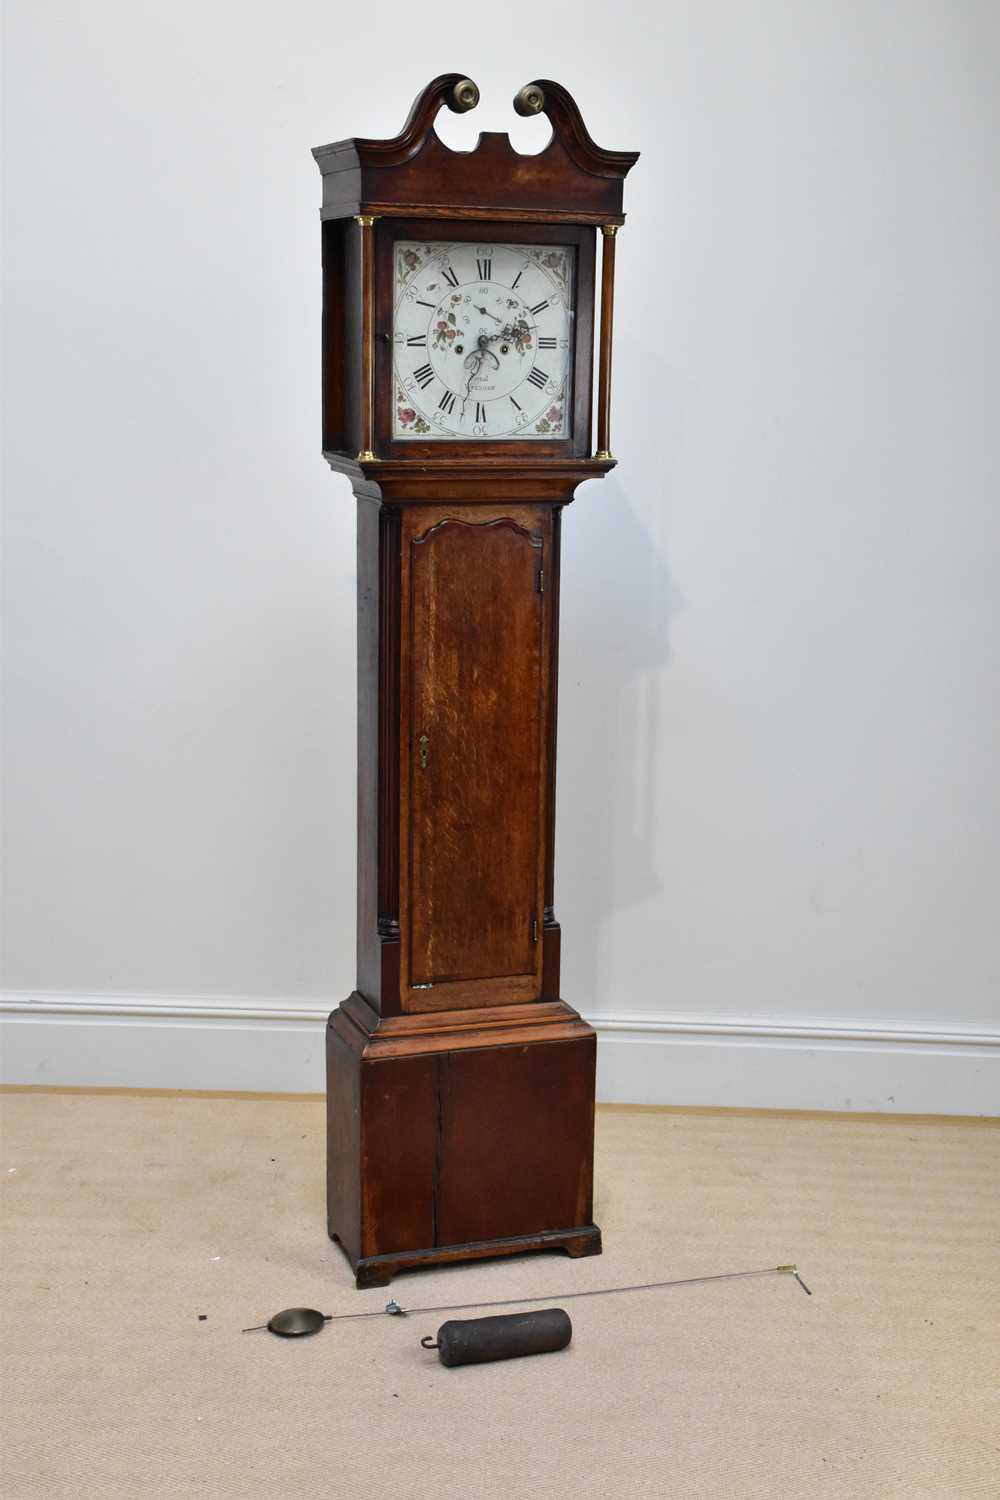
466,334 -> 499,371
463,335 -> 488,370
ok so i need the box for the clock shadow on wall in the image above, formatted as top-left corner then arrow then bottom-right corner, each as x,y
561,451 -> 683,1023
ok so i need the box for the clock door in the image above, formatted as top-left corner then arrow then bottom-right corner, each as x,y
401,510 -> 548,1010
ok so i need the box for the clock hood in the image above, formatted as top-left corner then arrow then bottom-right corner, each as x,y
313,74 -> 639,227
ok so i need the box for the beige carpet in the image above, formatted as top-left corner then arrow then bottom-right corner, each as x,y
1,1090 -> 997,1499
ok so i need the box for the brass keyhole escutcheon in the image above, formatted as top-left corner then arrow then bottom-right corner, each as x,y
418,734 -> 430,769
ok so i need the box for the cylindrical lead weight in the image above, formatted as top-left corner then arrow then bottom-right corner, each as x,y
423,1308 -> 572,1367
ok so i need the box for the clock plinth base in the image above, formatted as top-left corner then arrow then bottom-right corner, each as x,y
339,1225 -> 603,1290
326,993 -> 600,1289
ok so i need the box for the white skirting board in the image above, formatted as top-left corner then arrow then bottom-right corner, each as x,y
1,994 -> 997,1115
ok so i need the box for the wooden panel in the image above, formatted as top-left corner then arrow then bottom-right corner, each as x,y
320,219 -> 346,454
327,995 -> 600,1283
325,1019 -> 362,1263
406,514 -> 545,1000
360,1053 -> 437,1258
355,499 -> 380,1006
435,1036 -> 596,1247
542,504 -> 563,1001
376,507 -> 402,941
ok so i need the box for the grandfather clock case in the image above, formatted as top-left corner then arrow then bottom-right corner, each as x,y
315,76 -> 637,1287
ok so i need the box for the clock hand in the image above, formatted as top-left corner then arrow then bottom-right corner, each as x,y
475,310 -> 533,350
461,340 -> 488,418
463,335 -> 487,372
458,333 -> 505,419
465,334 -> 499,373
482,320 -> 526,350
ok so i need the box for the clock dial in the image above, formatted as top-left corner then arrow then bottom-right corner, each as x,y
392,242 -> 574,440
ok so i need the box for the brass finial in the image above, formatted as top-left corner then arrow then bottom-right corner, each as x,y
450,78 -> 480,113
513,83 -> 546,117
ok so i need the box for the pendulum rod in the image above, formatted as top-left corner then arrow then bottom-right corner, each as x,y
241,1263 -> 811,1332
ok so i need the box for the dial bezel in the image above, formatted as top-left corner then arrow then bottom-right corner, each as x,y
373,219 -> 595,460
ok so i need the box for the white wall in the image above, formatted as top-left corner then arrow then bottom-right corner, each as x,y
3,2 -> 998,1111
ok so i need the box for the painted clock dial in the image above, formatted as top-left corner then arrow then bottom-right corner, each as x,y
392,241 -> 575,440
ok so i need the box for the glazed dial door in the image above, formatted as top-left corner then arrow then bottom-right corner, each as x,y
392,242 -> 574,440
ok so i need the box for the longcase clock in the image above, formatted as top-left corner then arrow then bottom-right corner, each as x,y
314,75 -> 637,1288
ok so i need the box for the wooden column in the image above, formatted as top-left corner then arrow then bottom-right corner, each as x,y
595,224 -> 619,461
355,214 -> 378,462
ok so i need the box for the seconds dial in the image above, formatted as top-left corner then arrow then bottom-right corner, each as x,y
392,241 -> 574,440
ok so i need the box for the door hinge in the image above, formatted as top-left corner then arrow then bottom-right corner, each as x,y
537,568 -> 544,594
531,917 -> 539,943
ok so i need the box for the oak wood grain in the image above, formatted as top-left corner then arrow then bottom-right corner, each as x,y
408,516 -> 544,992
397,504 -> 552,1013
